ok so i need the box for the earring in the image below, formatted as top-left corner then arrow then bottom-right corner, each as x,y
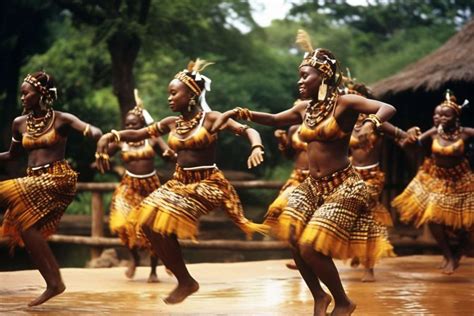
39,97 -> 48,111
318,79 -> 327,101
188,97 -> 197,112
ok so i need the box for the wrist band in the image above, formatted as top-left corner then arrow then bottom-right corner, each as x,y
110,129 -> 121,142
251,144 -> 265,152
83,124 -> 90,137
234,107 -> 253,121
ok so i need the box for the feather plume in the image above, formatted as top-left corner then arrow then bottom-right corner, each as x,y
192,58 -> 214,73
134,89 -> 143,108
295,29 -> 313,53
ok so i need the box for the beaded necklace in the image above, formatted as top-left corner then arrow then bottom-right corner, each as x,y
438,125 -> 462,141
304,91 -> 337,128
175,111 -> 203,135
26,108 -> 55,137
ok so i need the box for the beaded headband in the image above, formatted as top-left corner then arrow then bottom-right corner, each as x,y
439,90 -> 461,116
127,89 -> 154,125
296,30 -> 336,79
174,72 -> 202,96
24,74 -> 48,97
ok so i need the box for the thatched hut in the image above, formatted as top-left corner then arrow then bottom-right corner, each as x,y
370,20 -> 474,228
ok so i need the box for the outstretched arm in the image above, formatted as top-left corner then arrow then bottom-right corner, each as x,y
211,101 -> 305,132
150,136 -> 176,161
463,127 -> 474,140
60,112 -> 103,141
224,119 -> 264,169
0,118 -> 24,161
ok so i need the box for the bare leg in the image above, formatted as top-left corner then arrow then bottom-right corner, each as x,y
21,227 -> 65,307
291,248 -> 331,316
157,234 -> 199,304
361,268 -> 375,282
125,247 -> 140,279
300,245 -> 356,316
429,223 -> 457,274
147,253 -> 159,283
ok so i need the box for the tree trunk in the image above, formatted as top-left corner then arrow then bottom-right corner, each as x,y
107,32 -> 141,127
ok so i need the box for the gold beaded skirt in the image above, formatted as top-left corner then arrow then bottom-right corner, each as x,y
273,165 -> 394,267
355,164 -> 393,227
0,160 -> 77,251
109,172 -> 160,248
392,159 -> 474,230
264,168 -> 309,226
133,165 -> 268,241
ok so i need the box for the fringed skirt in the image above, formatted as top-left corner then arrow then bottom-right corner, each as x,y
392,159 -> 474,230
264,168 -> 309,226
355,164 -> 393,227
109,171 -> 160,248
133,165 -> 268,241
273,164 -> 394,268
0,160 -> 77,250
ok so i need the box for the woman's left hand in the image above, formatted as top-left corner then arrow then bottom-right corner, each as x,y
247,146 -> 264,169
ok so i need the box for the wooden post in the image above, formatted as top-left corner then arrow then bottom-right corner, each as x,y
91,191 -> 104,259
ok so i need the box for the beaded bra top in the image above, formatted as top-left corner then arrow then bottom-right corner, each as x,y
22,113 -> 63,150
299,102 -> 349,143
121,139 -> 156,162
291,126 -> 308,151
432,137 -> 464,157
168,113 -> 217,151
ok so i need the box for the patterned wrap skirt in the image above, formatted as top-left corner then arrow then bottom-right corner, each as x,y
0,160 -> 77,251
109,171 -> 160,248
273,164 -> 394,267
132,165 -> 268,241
392,159 -> 474,230
264,168 -> 309,226
355,164 -> 393,227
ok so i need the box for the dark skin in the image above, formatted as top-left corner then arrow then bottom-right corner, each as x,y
0,82 -> 102,307
96,78 -> 264,304
216,65 -> 396,316
106,113 -> 174,282
410,106 -> 474,274
274,124 -> 309,170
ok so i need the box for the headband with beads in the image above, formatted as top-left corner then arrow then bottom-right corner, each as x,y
174,58 -> 213,112
296,30 -> 336,79
439,90 -> 470,116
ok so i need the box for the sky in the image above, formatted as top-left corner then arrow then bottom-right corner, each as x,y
251,0 -> 371,27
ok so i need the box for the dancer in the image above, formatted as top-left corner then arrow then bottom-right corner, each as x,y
216,30 -> 395,316
392,91 -> 474,274
269,120 -> 309,270
0,71 -> 102,306
106,90 -> 175,282
95,59 -> 267,304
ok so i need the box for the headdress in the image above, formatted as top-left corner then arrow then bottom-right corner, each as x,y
128,89 -> 154,125
341,69 -> 373,98
174,58 -> 213,112
439,89 -> 469,116
23,72 -> 57,109
296,29 -> 337,79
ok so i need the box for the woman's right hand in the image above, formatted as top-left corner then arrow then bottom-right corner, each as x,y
95,133 -> 113,173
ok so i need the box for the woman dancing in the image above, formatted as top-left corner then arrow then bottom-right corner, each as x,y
216,30 -> 395,316
392,91 -> 473,274
0,71 -> 102,306
106,90 -> 174,282
95,59 -> 267,304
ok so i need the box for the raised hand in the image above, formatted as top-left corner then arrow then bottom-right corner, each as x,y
247,145 -> 265,169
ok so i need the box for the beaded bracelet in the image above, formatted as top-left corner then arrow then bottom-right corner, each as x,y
83,124 -> 90,137
110,129 -> 121,143
251,144 -> 265,152
362,114 -> 382,130
234,107 -> 253,121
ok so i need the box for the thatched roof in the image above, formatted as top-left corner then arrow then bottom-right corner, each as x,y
372,19 -> 474,98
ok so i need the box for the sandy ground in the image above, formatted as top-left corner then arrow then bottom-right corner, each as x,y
1,255 -> 473,315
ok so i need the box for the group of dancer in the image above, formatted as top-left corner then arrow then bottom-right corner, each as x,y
1,29 -> 472,315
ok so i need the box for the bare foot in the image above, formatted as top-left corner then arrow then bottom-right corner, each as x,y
314,293 -> 332,316
361,268 -> 375,282
437,257 -> 447,269
164,280 -> 199,304
125,262 -> 136,279
442,258 -> 459,275
350,257 -> 360,268
331,300 -> 356,316
28,283 -> 65,307
147,272 -> 159,283
286,262 -> 298,270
